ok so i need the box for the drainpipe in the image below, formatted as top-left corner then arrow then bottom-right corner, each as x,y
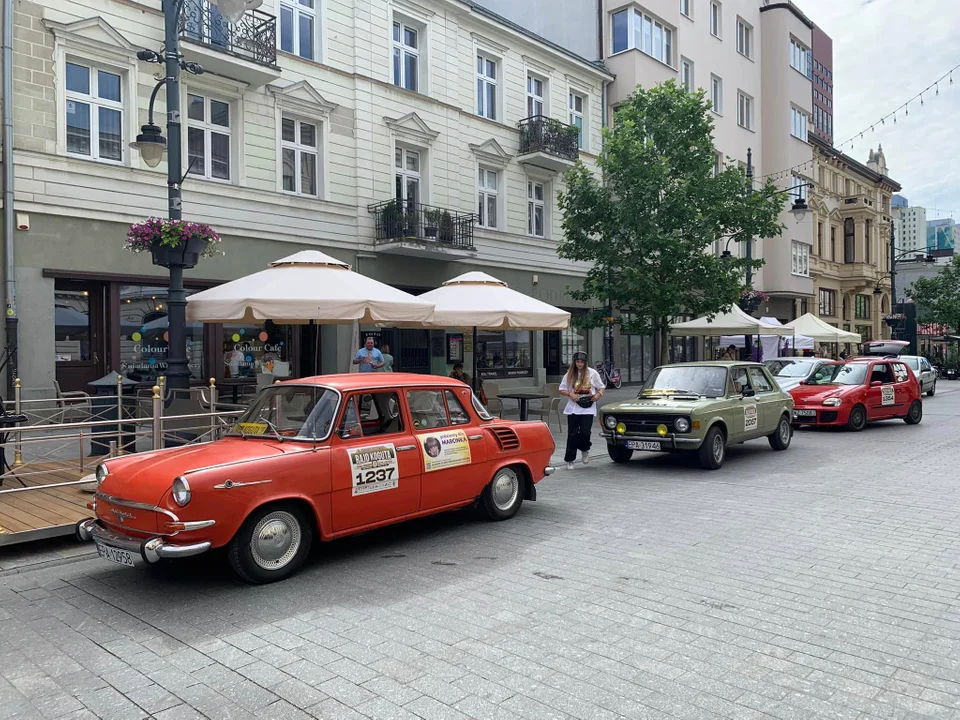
2,0 -> 17,396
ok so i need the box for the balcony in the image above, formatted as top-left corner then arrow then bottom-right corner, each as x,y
179,0 -> 280,87
368,200 -> 477,258
516,116 -> 579,173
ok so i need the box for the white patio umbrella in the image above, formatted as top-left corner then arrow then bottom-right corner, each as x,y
415,271 -> 571,389
785,313 -> 861,344
671,304 -> 795,337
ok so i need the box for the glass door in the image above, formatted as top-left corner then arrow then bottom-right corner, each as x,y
55,280 -> 107,392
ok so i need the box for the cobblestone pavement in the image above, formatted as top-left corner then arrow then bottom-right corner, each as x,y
3,385 -> 960,719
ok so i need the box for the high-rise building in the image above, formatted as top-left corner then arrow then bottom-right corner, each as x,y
894,205 -> 928,255
810,24 -> 833,145
892,194 -> 909,209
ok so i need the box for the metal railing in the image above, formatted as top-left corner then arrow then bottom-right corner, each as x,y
367,199 -> 478,250
518,115 -> 580,162
179,0 -> 278,67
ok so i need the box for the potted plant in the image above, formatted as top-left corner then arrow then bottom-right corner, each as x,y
439,210 -> 455,243
380,200 -> 403,239
423,208 -> 443,239
126,218 -> 222,269
738,289 -> 769,315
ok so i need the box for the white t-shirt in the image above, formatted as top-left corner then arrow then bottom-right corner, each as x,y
559,367 -> 606,416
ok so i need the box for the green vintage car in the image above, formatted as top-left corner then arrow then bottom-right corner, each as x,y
599,362 -> 795,470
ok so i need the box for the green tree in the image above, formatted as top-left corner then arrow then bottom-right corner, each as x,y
907,255 -> 960,337
557,81 -> 787,362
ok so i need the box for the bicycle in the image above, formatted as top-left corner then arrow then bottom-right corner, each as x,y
595,359 -> 623,389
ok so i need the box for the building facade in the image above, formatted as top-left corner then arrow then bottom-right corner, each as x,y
809,139 -> 900,342
810,22 -> 832,146
1,0 -> 613,397
927,218 -> 956,252
894,203 -> 927,255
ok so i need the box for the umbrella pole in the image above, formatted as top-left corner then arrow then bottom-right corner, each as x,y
472,326 -> 479,393
311,320 -> 319,375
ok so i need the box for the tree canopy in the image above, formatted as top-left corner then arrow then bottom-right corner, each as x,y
907,255 -> 960,335
557,81 -> 787,356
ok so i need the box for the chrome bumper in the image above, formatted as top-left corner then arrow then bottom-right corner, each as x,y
601,432 -> 702,450
544,465 -> 556,476
76,518 -> 212,564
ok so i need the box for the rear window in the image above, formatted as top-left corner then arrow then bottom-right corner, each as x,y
904,357 -> 920,370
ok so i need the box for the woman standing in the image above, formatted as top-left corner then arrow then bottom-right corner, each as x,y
380,344 -> 394,372
558,351 -> 605,470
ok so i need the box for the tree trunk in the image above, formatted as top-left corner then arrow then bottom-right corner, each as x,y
657,323 -> 670,367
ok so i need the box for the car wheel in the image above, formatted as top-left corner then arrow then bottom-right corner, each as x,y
697,426 -> 725,470
846,405 -> 867,432
482,466 -> 524,521
227,503 -> 313,585
607,444 -> 634,463
768,414 -> 792,451
904,400 -> 923,425
927,382 -> 936,397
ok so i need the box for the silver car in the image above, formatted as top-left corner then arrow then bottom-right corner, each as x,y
900,355 -> 937,396
764,357 -> 830,392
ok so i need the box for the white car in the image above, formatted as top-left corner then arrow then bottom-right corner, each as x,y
900,355 -> 937,396
764,357 -> 831,392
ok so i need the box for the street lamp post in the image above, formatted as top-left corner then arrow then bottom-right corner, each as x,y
744,149 -> 754,359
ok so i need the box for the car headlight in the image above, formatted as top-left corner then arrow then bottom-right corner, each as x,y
95,464 -> 109,485
172,476 -> 191,507
674,417 -> 691,433
604,415 -> 617,430
822,397 -> 843,407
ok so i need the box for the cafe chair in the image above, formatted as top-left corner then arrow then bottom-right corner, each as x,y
527,383 -> 563,431
482,381 -> 503,418
52,380 -> 92,424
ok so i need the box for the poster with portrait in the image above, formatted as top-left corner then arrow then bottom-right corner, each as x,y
348,443 -> 399,496
419,429 -> 471,473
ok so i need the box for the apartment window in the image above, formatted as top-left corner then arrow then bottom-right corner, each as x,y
569,92 -> 585,148
790,38 -> 811,78
817,222 -> 823,256
736,19 -> 752,58
737,92 -> 753,130
791,107 -> 808,141
855,295 -> 871,320
819,288 -> 836,317
392,22 -> 419,92
280,116 -> 318,197
844,217 -> 855,263
64,61 -> 123,162
680,0 -> 692,18
791,242 -> 810,276
279,0 -> 316,60
865,219 -> 871,264
477,54 -> 498,120
713,151 -> 723,176
681,58 -> 694,92
611,9 -> 673,65
793,174 -> 808,202
528,181 -> 545,237
395,146 -> 421,207
710,75 -> 723,114
830,226 -> 837,260
710,2 -> 721,38
187,94 -> 231,181
527,75 -> 545,117
478,167 -> 498,229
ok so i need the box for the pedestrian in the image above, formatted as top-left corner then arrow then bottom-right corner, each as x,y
839,349 -> 849,360
558,350 -> 605,470
721,345 -> 737,361
449,362 -> 470,386
352,336 -> 384,372
380,343 -> 394,372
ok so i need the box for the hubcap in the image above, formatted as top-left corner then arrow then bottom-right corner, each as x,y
492,469 -> 519,511
250,511 -> 301,570
779,420 -> 790,443
712,434 -> 724,463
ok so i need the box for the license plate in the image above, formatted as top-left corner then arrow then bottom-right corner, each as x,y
96,541 -> 135,567
626,440 -> 662,451
793,409 -> 816,418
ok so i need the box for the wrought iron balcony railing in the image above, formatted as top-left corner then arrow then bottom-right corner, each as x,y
368,200 -> 477,251
518,115 -> 580,162
180,0 -> 277,67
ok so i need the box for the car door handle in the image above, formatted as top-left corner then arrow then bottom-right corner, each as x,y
468,434 -> 483,441
396,445 -> 416,451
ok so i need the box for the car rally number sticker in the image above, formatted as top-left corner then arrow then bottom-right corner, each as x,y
744,403 -> 758,431
347,443 -> 399,496
881,386 -> 895,406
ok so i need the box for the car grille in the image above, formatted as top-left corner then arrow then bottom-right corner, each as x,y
617,415 -> 687,433
819,412 -> 839,423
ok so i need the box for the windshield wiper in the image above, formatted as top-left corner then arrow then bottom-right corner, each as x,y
668,389 -> 700,396
260,418 -> 285,443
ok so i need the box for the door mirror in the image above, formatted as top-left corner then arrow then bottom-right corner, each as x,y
871,380 -> 882,387
742,388 -> 756,398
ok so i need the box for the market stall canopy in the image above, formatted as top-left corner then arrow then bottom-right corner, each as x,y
415,272 -> 571,330
721,316 -> 814,355
185,250 -> 435,324
784,313 -> 861,343
670,304 -> 794,337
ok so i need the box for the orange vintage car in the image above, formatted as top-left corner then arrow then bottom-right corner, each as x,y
76,374 -> 556,583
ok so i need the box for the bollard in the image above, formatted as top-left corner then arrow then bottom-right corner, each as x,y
116,374 -> 125,455
13,378 -> 22,467
209,378 -> 218,439
151,385 -> 162,450
109,440 -> 117,457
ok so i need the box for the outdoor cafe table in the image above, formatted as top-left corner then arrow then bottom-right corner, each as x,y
497,393 -> 549,422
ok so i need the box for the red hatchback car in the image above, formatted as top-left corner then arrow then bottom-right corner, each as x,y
789,358 -> 923,431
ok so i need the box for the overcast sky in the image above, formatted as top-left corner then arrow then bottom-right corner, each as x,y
798,0 -> 960,219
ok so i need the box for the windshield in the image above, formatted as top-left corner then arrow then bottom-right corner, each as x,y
806,363 -> 868,387
765,359 -> 816,378
640,366 -> 728,398
231,385 -> 339,440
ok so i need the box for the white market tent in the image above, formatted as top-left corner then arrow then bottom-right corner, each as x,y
721,316 -> 814,358
785,313 -> 862,344
670,304 -> 795,338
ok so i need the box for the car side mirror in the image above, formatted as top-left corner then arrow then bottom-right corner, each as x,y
871,380 -> 882,387
742,389 -> 756,398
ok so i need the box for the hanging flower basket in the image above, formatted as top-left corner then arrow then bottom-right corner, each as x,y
125,218 -> 223,269
738,289 -> 769,315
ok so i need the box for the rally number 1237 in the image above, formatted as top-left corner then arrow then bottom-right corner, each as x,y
355,468 -> 396,485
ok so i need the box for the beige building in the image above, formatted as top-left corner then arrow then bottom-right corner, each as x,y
809,138 -> 900,343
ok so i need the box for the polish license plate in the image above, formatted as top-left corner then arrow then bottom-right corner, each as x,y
793,409 -> 816,418
626,440 -> 661,451
96,541 -> 135,567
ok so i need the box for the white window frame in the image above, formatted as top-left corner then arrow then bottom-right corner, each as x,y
63,59 -> 125,164
710,1 -> 722,39
792,174 -> 809,203
477,166 -> 499,230
392,20 -> 420,92
710,75 -> 723,115
791,106 -> 808,141
279,0 -> 318,61
680,57 -> 694,92
477,52 -> 499,121
792,242 -> 810,277
527,180 -> 547,238
569,91 -> 585,149
713,151 -> 723,177
280,114 -> 320,197
790,37 -> 811,78
680,0 -> 692,19
526,73 -> 546,118
610,8 -> 674,67
395,145 -> 423,207
736,18 -> 752,59
185,92 -> 233,182
737,91 -> 753,131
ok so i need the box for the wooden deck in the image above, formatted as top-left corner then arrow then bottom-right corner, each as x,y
0,461 -> 92,545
